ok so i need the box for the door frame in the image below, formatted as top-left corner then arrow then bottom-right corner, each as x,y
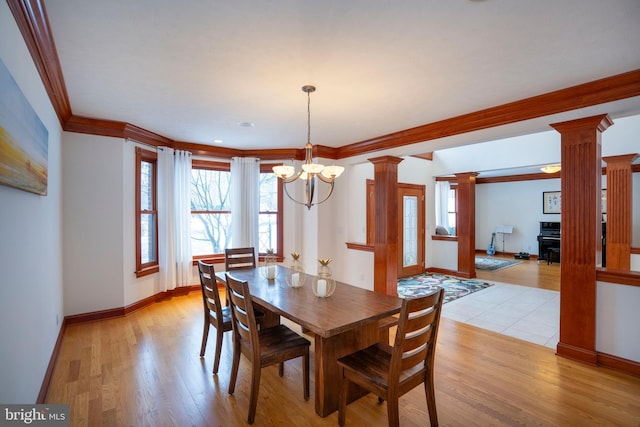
366,180 -> 426,278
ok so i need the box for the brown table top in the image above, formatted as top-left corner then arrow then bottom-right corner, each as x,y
216,266 -> 402,338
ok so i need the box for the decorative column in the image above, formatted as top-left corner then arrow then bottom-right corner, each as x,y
550,114 -> 612,365
369,156 -> 403,295
455,172 -> 478,279
603,154 -> 638,270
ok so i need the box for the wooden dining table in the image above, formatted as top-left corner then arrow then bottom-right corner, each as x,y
215,265 -> 402,417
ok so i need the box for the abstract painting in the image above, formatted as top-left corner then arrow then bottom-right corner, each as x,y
0,58 -> 48,195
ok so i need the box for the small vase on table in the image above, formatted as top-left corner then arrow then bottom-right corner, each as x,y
261,248 -> 277,280
286,252 -> 306,288
313,258 -> 336,298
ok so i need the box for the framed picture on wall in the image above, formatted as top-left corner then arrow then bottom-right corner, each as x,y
543,191 -> 561,214
543,189 -> 607,214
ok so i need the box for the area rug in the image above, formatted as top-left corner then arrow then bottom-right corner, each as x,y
475,256 -> 521,272
397,273 -> 493,304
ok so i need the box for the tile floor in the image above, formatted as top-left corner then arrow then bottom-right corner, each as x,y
442,281 -> 560,349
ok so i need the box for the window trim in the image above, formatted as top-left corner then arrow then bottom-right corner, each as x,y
135,147 -> 159,277
260,163 -> 284,260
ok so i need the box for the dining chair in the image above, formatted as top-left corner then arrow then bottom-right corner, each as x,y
197,260 -> 232,374
225,273 -> 310,425
224,247 -> 257,271
337,288 -> 444,427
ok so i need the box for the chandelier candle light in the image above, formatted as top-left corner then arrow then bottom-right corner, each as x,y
272,85 -> 344,209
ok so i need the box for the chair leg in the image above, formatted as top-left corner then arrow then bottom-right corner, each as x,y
387,397 -> 400,427
278,362 -> 284,377
228,342 -> 240,395
247,362 -> 262,424
338,370 -> 348,426
212,327 -> 224,374
200,318 -> 210,357
424,375 -> 439,426
303,350 -> 309,401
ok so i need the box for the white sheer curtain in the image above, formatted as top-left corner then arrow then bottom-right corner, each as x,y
174,150 -> 192,287
157,147 -> 192,291
230,157 -> 260,252
435,181 -> 450,231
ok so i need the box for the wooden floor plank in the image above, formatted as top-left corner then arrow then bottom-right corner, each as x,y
45,279 -> 640,426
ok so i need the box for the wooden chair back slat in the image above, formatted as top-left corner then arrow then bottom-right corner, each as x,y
225,247 -> 257,271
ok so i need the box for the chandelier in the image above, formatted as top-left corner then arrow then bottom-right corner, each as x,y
540,164 -> 561,174
273,85 -> 344,209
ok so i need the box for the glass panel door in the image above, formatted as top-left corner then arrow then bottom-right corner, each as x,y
398,185 -> 425,278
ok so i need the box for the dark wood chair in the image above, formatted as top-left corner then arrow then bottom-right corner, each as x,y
224,247 -> 257,271
337,288 -> 445,427
197,260 -> 232,374
225,273 -> 310,425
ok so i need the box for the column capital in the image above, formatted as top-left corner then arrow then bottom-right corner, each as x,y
550,114 -> 613,133
603,153 -> 639,165
368,155 -> 404,166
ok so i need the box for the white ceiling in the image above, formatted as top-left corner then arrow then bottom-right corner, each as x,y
43,0 -> 640,153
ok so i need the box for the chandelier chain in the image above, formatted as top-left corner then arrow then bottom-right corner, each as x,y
307,89 -> 311,144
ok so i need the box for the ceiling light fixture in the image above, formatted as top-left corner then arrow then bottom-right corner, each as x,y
540,164 -> 561,174
273,85 -> 344,210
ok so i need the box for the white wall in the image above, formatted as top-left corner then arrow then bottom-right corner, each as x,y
62,133 -> 126,314
476,179 -> 561,255
0,2 -> 64,403
597,281 -> 640,362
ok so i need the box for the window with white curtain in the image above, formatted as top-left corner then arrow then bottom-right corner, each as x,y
190,160 -> 282,259
191,161 -> 232,256
258,170 -> 279,254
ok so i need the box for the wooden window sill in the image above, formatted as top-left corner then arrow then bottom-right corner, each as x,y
345,242 -> 374,252
431,235 -> 458,241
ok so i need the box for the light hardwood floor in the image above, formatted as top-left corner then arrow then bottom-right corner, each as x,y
475,253 -> 561,291
45,267 -> 640,426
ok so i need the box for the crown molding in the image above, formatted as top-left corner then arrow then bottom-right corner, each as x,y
337,70 -> 640,159
7,0 -> 72,124
9,0 -> 640,162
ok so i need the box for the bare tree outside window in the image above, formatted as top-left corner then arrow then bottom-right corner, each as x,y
259,172 -> 278,253
191,169 -> 231,255
190,167 -> 280,257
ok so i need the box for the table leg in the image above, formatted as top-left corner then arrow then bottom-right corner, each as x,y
313,321 -> 380,417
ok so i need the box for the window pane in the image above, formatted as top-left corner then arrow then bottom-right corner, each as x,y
191,169 -> 231,211
191,213 -> 232,256
258,213 -> 277,253
141,161 -> 153,210
448,213 -> 456,235
447,188 -> 456,213
403,195 -> 418,267
141,213 -> 156,263
259,173 -> 278,211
